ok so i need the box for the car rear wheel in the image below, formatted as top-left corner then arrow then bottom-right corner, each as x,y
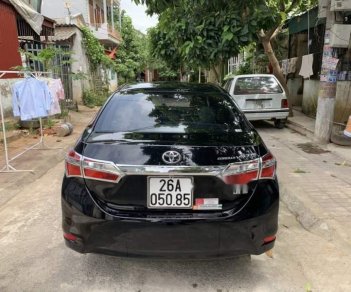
274,119 -> 286,129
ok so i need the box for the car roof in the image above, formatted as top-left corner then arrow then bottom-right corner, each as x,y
227,74 -> 277,80
119,82 -> 226,94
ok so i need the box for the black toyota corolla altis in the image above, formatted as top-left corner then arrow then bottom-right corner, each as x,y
62,82 -> 279,258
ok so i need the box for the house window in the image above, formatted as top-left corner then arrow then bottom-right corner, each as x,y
101,7 -> 105,23
95,5 -> 102,27
89,0 -> 95,24
24,42 -> 45,72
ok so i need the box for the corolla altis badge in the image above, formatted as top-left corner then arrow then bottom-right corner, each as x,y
162,150 -> 182,164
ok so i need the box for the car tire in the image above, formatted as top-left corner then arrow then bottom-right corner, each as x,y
274,119 -> 286,129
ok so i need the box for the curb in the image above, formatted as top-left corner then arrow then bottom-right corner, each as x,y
286,119 -> 314,138
286,119 -> 351,162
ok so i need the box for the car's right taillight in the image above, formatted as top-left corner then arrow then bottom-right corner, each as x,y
260,152 -> 276,179
65,149 -> 123,183
221,152 -> 276,185
281,99 -> 289,108
222,159 -> 260,185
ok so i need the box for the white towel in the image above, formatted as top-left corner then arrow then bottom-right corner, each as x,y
288,57 -> 298,74
299,54 -> 314,79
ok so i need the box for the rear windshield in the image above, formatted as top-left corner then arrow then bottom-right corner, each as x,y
94,92 -> 245,133
234,76 -> 283,95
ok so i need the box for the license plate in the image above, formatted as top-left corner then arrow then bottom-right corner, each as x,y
147,177 -> 193,209
255,100 -> 272,109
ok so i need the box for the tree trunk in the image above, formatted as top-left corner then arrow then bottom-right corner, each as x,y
261,38 -> 293,117
315,95 -> 335,144
314,0 -> 336,143
212,64 -> 220,84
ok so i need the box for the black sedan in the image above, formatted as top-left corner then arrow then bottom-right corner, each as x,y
62,82 -> 279,258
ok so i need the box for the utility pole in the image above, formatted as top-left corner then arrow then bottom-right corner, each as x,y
64,1 -> 72,25
314,0 -> 336,143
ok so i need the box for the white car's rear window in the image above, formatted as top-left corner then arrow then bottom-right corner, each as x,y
234,76 -> 283,95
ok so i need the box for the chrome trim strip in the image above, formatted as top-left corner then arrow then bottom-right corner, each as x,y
243,109 -> 289,113
117,164 -> 226,176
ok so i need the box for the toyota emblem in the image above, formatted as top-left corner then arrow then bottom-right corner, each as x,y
162,151 -> 182,164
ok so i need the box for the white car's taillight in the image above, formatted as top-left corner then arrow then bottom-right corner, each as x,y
65,149 -> 123,183
281,99 -> 289,108
221,152 -> 276,185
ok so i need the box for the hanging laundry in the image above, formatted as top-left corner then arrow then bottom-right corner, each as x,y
299,54 -> 314,79
12,77 -> 52,121
288,57 -> 298,74
48,79 -> 65,115
281,59 -> 289,75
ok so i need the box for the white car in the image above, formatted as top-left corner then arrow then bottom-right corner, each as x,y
223,74 -> 289,128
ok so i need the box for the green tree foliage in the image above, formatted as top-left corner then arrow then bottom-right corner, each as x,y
81,26 -> 115,70
115,13 -> 146,83
134,0 -> 317,106
147,27 -> 180,79
144,1 -> 267,81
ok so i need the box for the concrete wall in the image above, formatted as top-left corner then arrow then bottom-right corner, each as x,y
287,77 -> 303,106
334,81 -> 351,124
70,29 -> 91,103
302,79 -> 319,117
108,69 -> 118,92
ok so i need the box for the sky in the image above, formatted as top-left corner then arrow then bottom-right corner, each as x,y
120,0 -> 158,34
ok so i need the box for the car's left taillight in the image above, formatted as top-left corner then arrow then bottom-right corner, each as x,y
81,157 -> 122,182
65,149 -> 82,177
65,149 -> 123,183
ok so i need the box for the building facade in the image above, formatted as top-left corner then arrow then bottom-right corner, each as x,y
41,0 -> 121,93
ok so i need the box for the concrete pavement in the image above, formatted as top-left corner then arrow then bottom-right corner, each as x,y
257,121 -> 351,251
0,106 -> 98,207
1,161 -> 351,291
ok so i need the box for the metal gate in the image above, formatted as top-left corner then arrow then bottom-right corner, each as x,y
24,43 -> 76,111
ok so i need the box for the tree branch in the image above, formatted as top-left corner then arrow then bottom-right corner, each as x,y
285,0 -> 299,14
279,0 -> 285,12
258,29 -> 266,38
270,25 -> 283,40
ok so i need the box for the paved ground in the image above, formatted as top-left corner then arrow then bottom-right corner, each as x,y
0,109 -> 351,291
0,160 -> 351,292
0,107 -> 98,206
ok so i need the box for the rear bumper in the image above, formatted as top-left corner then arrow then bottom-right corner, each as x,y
243,109 -> 289,121
62,178 -> 279,259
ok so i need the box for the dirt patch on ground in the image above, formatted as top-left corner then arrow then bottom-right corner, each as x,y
297,143 -> 330,154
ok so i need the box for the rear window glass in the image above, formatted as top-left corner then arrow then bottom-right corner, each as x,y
94,92 -> 244,133
234,76 -> 283,95
223,79 -> 232,92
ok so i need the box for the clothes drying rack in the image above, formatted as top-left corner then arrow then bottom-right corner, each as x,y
0,70 -> 61,173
